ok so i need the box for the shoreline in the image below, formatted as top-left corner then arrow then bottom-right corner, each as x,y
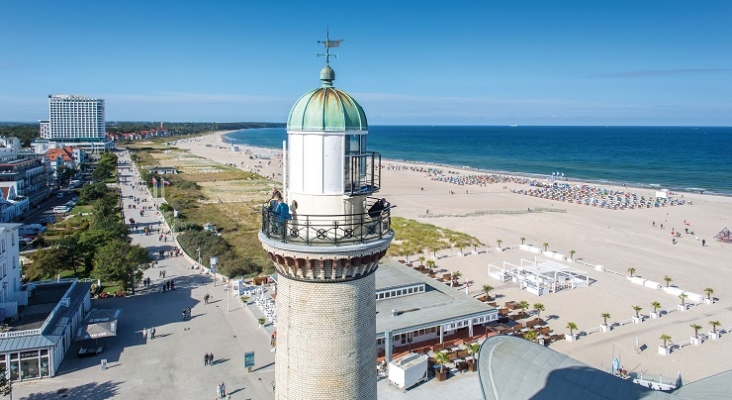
221,130 -> 730,199
175,130 -> 732,384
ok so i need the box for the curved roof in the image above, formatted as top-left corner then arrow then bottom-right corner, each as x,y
287,66 -> 368,132
477,335 -> 677,400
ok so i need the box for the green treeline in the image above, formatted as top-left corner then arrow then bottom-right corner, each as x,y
27,152 -> 152,291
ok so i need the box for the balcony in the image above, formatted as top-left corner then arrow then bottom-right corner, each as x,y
261,197 -> 394,247
344,152 -> 381,196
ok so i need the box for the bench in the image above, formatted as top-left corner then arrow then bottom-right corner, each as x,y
78,345 -> 104,358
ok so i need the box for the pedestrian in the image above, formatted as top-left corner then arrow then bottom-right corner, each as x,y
204,294 -> 210,304
220,382 -> 226,398
204,353 -> 209,366
186,307 -> 191,319
182,309 -> 187,321
216,383 -> 222,398
702,239 -> 706,247
210,352 -> 214,365
150,327 -> 155,339
171,280 -> 175,290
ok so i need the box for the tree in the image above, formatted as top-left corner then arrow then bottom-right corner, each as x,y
0,367 -> 11,398
660,334 -> 671,348
705,287 -> 714,300
426,259 -> 435,272
496,239 -> 502,249
451,270 -> 462,287
524,330 -> 538,342
569,250 -> 576,260
92,239 -> 152,290
632,305 -> 643,318
710,321 -> 721,334
543,242 -> 549,252
601,313 -> 611,326
78,182 -> 109,205
566,322 -> 578,336
520,237 -> 526,245
663,275 -> 672,287
627,267 -> 636,278
678,293 -> 688,306
418,256 -> 425,266
518,300 -> 529,318
690,324 -> 702,339
58,235 -> 85,276
28,248 -> 66,280
651,301 -> 661,314
533,303 -> 545,320
434,351 -> 450,374
482,285 -> 493,300
466,343 -> 480,362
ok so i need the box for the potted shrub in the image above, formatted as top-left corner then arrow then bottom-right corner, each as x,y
704,288 -> 714,305
627,267 -> 636,278
543,242 -> 549,252
690,324 -> 703,345
258,317 -> 266,328
452,271 -> 462,287
520,237 -> 526,245
482,285 -> 494,302
565,322 -> 578,341
650,301 -> 661,319
709,320 -> 721,340
426,260 -> 436,278
663,275 -> 673,288
466,343 -> 480,372
658,334 -> 671,355
601,313 -> 611,332
495,239 -> 503,252
517,301 -> 530,319
434,352 -> 450,381
569,249 -> 576,261
240,296 -> 250,305
418,256 -> 426,268
533,303 -> 545,321
632,306 -> 643,324
524,330 -> 538,342
678,293 -> 688,311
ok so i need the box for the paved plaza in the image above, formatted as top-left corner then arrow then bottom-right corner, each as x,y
12,154 -> 276,400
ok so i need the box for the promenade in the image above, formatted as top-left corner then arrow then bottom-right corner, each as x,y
12,152 -> 275,400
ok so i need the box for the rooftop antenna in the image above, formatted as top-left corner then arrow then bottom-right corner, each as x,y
317,28 -> 344,65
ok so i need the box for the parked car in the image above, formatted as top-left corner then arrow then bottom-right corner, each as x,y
56,192 -> 64,198
71,196 -> 78,202
53,206 -> 70,214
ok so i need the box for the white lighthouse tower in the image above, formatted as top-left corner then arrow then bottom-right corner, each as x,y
259,34 -> 394,400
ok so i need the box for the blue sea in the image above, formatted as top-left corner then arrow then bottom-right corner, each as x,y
225,126 -> 732,196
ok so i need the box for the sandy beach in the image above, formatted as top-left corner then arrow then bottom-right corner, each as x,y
172,131 -> 732,383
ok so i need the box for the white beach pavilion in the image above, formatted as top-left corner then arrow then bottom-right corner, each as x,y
488,257 -> 590,296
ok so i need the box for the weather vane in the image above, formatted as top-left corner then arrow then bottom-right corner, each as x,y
317,28 -> 344,65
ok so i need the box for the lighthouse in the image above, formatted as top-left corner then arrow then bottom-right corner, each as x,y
259,33 -> 394,400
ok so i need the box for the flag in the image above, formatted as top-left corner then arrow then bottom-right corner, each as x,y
163,179 -> 170,186
152,177 -> 157,185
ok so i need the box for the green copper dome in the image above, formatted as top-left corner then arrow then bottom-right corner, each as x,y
287,66 -> 368,132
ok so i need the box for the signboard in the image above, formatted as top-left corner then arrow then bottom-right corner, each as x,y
245,352 -> 255,368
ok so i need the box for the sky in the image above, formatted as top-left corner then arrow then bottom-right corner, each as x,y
1,1 -> 730,126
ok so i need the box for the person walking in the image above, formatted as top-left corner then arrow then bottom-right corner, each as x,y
204,353 -> 209,366
220,382 -> 226,398
210,352 -> 214,366
216,383 -> 222,399
150,327 -> 155,339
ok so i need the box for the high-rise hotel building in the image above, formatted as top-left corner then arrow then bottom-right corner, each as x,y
42,95 -> 105,141
35,95 -> 111,153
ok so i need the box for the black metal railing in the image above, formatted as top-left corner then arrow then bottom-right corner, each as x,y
261,197 -> 394,246
344,152 -> 381,196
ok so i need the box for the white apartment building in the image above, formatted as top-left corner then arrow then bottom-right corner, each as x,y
44,95 -> 105,141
